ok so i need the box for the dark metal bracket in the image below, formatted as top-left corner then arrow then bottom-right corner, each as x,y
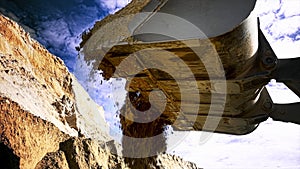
256,22 -> 300,125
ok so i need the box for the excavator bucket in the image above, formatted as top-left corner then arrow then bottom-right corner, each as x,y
81,0 -> 277,135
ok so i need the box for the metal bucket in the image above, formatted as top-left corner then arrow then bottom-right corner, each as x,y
82,0 -> 272,135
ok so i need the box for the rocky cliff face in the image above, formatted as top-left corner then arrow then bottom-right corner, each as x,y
0,14 -> 199,169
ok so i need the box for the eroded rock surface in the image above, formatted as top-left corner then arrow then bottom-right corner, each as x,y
0,96 -> 69,168
0,13 -> 78,135
0,12 -> 111,141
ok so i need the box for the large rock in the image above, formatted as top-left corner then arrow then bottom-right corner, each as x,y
0,96 -> 69,168
0,14 -> 200,168
0,14 -> 77,135
0,13 -> 112,141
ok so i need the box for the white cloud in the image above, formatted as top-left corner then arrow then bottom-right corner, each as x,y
255,0 -> 300,42
98,0 -> 131,14
167,119 -> 300,168
280,0 -> 300,18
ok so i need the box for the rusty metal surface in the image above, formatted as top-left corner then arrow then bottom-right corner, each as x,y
82,0 -> 273,135
97,19 -> 271,134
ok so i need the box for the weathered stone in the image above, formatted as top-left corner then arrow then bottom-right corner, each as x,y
58,137 -> 124,169
35,151 -> 69,169
0,96 -> 69,169
0,13 -> 111,142
0,14 -> 78,135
